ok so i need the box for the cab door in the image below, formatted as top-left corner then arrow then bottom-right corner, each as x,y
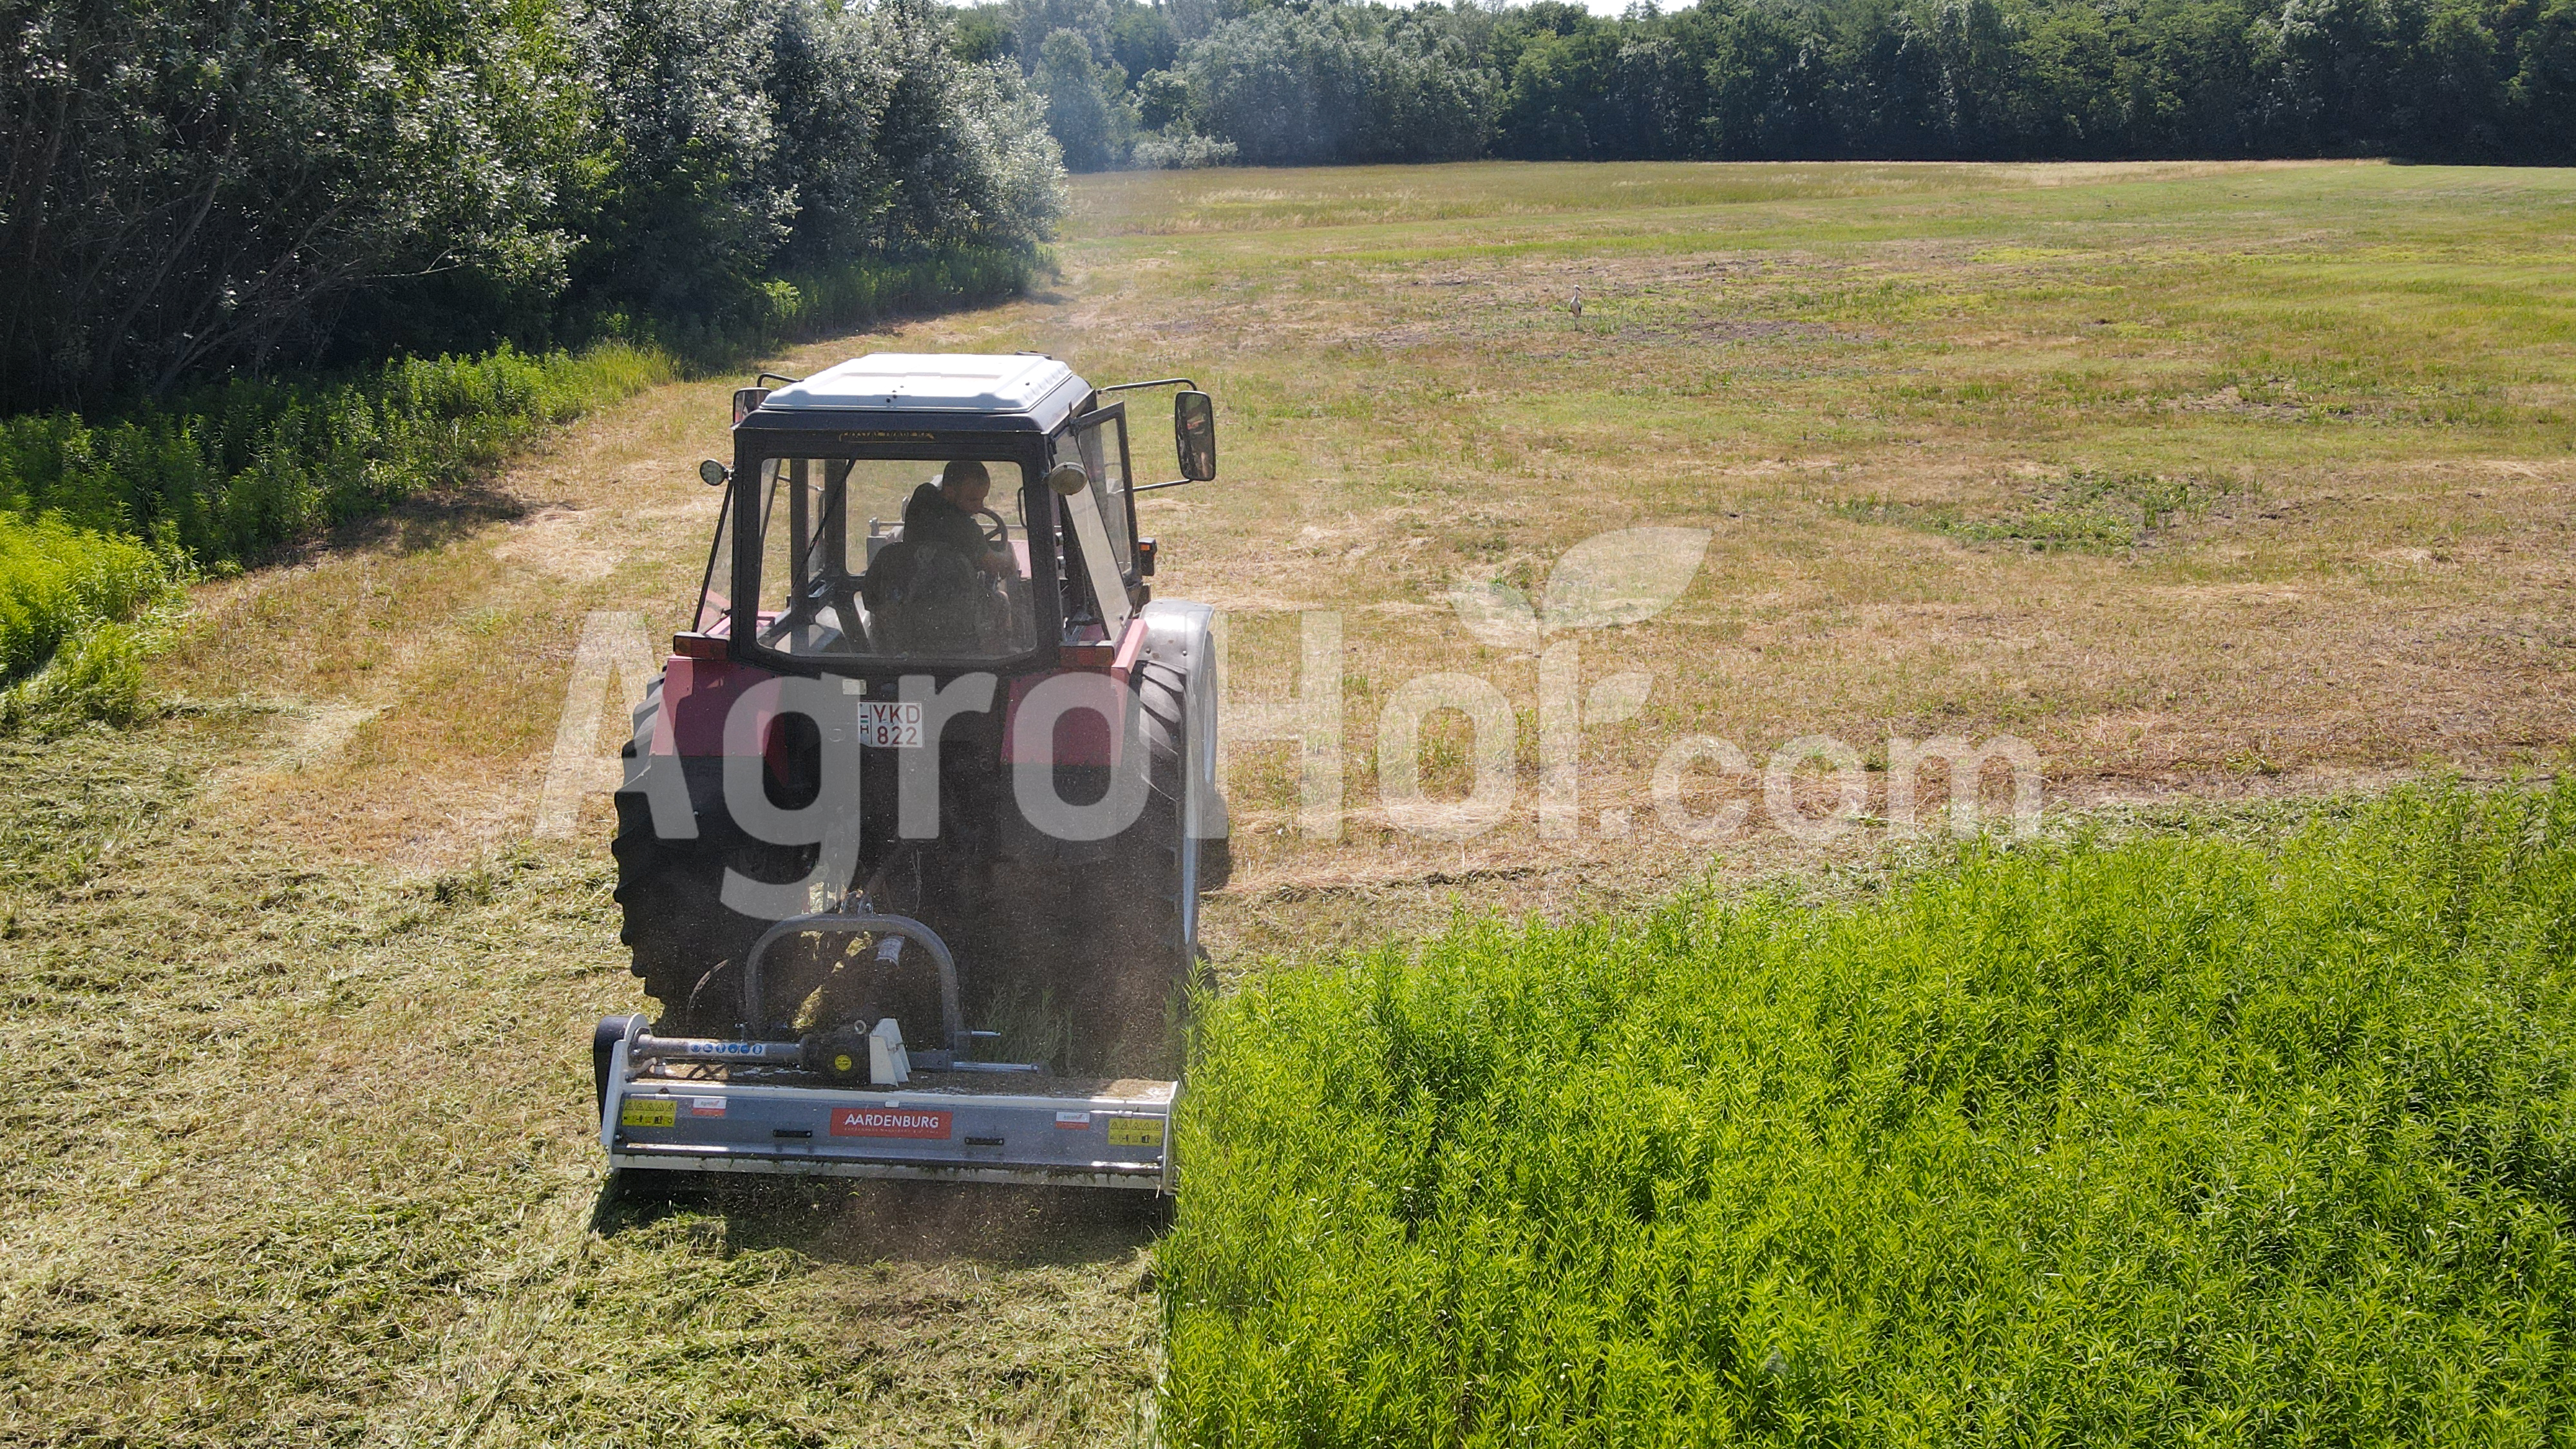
1057,407 -> 1139,637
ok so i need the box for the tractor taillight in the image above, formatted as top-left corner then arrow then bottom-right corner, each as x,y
1058,641 -> 1116,668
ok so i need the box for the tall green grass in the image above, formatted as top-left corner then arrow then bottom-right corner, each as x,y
0,516 -> 171,681
0,516 -> 174,734
0,343 -> 669,569
1164,784 -> 2576,1444
0,247 -> 1047,573
752,245 -> 1050,354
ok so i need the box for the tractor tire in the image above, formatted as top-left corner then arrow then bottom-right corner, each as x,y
610,679 -> 822,1036
611,788 -> 757,1036
1057,654 -> 1205,1076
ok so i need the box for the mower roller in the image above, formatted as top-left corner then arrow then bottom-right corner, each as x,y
593,354 -> 1227,1192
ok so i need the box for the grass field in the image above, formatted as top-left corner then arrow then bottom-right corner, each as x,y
1053,158 -> 2576,952
2,160 -> 2571,1444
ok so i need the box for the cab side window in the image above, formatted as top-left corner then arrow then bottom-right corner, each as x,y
1073,413 -> 1135,579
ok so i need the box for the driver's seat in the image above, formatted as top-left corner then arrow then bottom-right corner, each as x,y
860,540 -> 981,654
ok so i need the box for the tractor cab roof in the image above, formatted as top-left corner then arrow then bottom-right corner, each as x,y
748,353 -> 1090,435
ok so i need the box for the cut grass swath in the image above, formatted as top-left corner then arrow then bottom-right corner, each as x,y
1163,782 -> 2576,1444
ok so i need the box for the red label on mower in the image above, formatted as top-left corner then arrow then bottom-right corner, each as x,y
829,1107 -> 952,1139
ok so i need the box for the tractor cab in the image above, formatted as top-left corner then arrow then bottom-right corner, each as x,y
693,353 -> 1217,678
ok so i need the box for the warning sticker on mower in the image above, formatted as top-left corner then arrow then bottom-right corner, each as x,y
1106,1115 -> 1164,1148
829,1107 -> 951,1139
620,1097 -> 677,1128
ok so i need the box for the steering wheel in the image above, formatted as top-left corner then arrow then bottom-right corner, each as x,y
974,508 -> 1009,546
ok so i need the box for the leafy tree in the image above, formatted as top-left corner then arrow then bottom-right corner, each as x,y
1037,26 -> 1135,169
2506,0 -> 2576,152
0,0 -> 1066,409
568,0 -> 794,322
1137,65 -> 1194,129
1018,0 -> 2576,169
1111,3 -> 1181,80
1701,1 -> 1839,156
1005,0 -> 1115,67
856,11 -> 1065,253
772,0 -> 1061,260
0,0 -> 569,410
1499,24 -> 1613,157
951,4 -> 1016,63
771,0 -> 906,266
1175,5 -> 1491,165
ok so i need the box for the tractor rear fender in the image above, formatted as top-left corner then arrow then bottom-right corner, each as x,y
995,606 -> 1215,784
635,603 -> 1223,840
999,617 -> 1145,769
651,654 -> 782,758
1135,600 -> 1228,843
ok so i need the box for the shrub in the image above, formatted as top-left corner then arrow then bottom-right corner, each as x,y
756,248 -> 1049,345
1164,783 -> 2576,1443
1130,129 -> 1238,167
0,517 -> 173,683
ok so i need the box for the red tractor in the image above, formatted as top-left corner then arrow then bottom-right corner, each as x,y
593,354 -> 1226,1192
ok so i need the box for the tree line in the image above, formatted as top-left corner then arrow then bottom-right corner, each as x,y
974,0 -> 2576,170
1,0 -> 1068,412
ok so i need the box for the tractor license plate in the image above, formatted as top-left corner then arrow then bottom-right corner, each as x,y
855,701 -> 923,748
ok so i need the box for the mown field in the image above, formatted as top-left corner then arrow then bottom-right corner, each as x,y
2,161 -> 2571,1444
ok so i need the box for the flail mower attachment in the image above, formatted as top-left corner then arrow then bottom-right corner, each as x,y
594,913 -> 1178,1191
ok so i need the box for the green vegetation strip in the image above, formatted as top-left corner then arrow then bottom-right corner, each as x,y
1164,785 -> 2576,1442
0,343 -> 669,571
0,517 -> 169,681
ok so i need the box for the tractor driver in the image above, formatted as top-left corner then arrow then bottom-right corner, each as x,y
904,459 -> 1013,578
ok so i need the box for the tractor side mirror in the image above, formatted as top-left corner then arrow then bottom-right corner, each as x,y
698,459 -> 729,488
1175,391 -> 1217,482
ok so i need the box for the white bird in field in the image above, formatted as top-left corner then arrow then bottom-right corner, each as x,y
1569,286 -> 1583,319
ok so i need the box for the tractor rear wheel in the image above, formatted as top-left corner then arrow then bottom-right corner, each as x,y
1056,654 -> 1205,1076
612,789 -> 768,1036
611,681 -> 825,1036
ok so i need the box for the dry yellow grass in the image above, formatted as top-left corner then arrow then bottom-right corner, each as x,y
165,163 -> 2576,951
